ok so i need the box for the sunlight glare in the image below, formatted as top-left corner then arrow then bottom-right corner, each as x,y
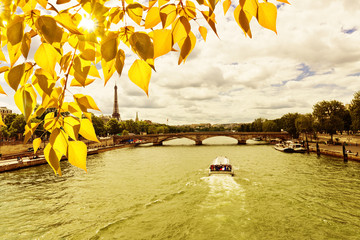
78,16 -> 96,32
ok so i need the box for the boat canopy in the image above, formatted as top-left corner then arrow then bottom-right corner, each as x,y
212,156 -> 231,165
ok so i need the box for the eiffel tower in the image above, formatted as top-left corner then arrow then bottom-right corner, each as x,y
112,84 -> 120,121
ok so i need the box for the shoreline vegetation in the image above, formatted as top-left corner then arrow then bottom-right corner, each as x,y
1,133 -> 360,173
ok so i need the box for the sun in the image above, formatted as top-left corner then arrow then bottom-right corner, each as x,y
78,16 -> 96,32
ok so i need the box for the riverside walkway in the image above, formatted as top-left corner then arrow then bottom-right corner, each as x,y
0,145 -> 130,173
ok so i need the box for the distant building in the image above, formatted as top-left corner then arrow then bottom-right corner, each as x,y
0,107 -> 12,120
112,84 -> 121,121
135,112 -> 139,122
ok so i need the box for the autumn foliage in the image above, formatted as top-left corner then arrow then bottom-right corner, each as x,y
0,0 -> 291,174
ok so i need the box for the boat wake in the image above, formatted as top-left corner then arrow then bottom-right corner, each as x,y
200,175 -> 245,210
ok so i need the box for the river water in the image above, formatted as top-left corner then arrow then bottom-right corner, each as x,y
1,137 -> 360,239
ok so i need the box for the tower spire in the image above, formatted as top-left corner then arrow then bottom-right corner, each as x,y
112,83 -> 120,121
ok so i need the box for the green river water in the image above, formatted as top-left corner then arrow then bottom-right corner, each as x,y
1,137 -> 360,239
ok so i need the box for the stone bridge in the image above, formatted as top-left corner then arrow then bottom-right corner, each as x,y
113,132 -> 290,146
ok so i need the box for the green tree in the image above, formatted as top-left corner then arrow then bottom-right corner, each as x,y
1,126 -> 10,140
4,113 -> 17,128
92,115 -> 106,136
295,114 -> 314,140
263,120 -> 278,132
313,100 -> 346,143
148,125 -> 158,134
350,91 -> 360,131
343,110 -> 352,134
9,115 -> 26,140
252,118 -> 264,132
281,113 -> 300,138
105,119 -> 121,135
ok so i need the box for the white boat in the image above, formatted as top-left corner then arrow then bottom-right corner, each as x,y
274,143 -> 294,153
288,142 -> 306,153
209,156 -> 234,176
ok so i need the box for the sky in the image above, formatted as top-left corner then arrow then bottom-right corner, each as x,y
1,0 -> 360,125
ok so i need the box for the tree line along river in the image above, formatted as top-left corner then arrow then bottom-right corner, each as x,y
1,137 -> 359,239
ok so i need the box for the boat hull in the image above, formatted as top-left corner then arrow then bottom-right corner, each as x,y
274,146 -> 294,153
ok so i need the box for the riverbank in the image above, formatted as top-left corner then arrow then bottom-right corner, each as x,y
0,143 -> 137,173
308,142 -> 360,161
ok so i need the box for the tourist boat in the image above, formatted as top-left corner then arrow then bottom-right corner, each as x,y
288,142 -> 306,153
209,156 -> 234,176
274,143 -> 294,153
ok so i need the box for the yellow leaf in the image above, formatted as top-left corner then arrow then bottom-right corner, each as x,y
126,3 -> 143,25
34,43 -> 61,77
50,128 -> 68,157
60,51 -> 72,72
115,49 -> 125,76
129,32 -> 154,64
36,0 -> 48,8
0,49 -> 7,62
33,138 -> 42,154
128,59 -> 152,96
160,4 -> 177,29
257,2 -> 277,34
67,102 -> 83,118
7,15 -> 24,46
80,42 -> 96,61
68,141 -> 87,172
234,5 -> 252,38
5,63 -> 25,91
44,112 -> 55,131
172,16 -> 191,44
101,59 -> 116,85
44,143 -> 62,176
208,0 -> 216,11
151,29 -> 172,58
0,84 -> 6,95
79,118 -> 99,142
56,0 -> 71,4
101,33 -> 118,62
277,0 -> 290,4
119,26 -> 134,47
201,11 -> 218,37
0,66 -> 9,74
21,32 -> 31,59
199,26 -> 207,41
145,7 -> 161,29
74,94 -> 100,111
35,16 -> 64,44
21,86 -> 36,122
149,0 -> 157,8
243,0 -> 258,17
89,65 -> 101,78
185,1 -> 196,19
7,43 -> 22,67
223,0 -> 231,15
72,56 -> 91,87
34,69 -> 56,96
178,32 -> 196,64
159,0 -> 170,7
54,12 -> 83,35
64,116 -> 80,140
0,114 -> 5,126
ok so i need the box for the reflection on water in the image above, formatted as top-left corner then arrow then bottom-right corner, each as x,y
0,137 -> 360,239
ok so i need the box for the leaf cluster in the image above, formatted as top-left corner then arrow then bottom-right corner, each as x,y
0,0 -> 290,174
